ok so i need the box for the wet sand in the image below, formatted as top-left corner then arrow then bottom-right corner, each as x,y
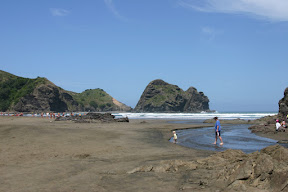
0,116 -> 213,192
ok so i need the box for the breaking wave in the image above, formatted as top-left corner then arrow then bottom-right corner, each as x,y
113,112 -> 277,120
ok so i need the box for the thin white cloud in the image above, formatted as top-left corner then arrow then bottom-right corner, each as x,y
201,26 -> 222,40
202,26 -> 215,40
50,8 -> 70,16
178,0 -> 288,22
104,0 -> 128,21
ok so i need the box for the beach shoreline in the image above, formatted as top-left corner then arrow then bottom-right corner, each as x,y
1,116 -> 287,191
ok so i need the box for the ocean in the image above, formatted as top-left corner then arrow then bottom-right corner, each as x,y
2,111 -> 277,121
113,112 -> 277,120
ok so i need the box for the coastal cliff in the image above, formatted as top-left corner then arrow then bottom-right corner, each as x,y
0,70 -> 131,112
278,87 -> 288,118
134,79 -> 209,112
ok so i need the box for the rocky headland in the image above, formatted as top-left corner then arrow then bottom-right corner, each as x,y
0,70 -> 132,112
134,79 -> 210,112
1,72 -> 213,114
279,87 -> 288,119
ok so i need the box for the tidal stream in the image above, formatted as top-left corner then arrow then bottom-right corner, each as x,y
170,123 -> 287,153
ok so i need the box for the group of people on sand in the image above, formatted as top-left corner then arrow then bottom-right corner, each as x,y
41,112 -> 68,119
276,119 -> 287,132
0,112 -> 23,116
0,112 -> 80,118
173,116 -> 224,145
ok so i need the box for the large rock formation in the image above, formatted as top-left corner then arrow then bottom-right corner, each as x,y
0,70 -> 131,112
134,79 -> 209,112
278,87 -> 288,118
13,82 -> 80,112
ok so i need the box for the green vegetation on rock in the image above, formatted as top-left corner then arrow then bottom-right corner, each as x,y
72,89 -> 115,111
147,84 -> 184,107
0,70 -> 131,112
0,70 -> 47,111
148,94 -> 166,106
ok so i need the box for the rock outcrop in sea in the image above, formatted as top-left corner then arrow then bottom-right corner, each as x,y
0,70 -> 132,112
134,79 -> 209,112
278,87 -> 288,118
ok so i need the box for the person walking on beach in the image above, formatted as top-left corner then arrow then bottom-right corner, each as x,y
213,117 -> 223,145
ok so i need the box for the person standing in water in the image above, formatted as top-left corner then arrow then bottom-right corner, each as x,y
173,131 -> 178,143
213,117 -> 223,145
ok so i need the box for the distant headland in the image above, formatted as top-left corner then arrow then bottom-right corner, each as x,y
134,79 -> 211,113
1,70 -> 287,116
0,70 -> 131,112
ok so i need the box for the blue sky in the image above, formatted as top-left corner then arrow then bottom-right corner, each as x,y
1,0 -> 287,112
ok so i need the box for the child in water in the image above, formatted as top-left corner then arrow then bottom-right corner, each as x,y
173,131 -> 178,143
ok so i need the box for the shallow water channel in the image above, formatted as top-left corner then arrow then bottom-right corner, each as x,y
170,122 -> 287,153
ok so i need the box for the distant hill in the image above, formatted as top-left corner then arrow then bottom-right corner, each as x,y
134,79 -> 210,112
0,70 -> 131,112
71,88 -> 131,112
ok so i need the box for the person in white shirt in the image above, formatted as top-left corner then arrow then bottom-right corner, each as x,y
173,131 -> 178,143
276,119 -> 285,132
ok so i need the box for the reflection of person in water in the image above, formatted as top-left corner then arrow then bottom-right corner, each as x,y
213,117 -> 223,145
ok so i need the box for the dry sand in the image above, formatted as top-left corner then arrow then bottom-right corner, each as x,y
1,116 -> 287,192
0,116 -> 212,192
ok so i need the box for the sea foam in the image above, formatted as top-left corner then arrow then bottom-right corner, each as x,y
113,112 -> 277,120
